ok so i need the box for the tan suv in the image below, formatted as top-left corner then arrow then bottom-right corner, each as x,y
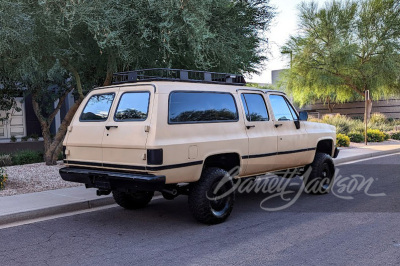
60,68 -> 339,224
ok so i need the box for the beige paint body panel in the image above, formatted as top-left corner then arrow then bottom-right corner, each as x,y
64,81 -> 337,185
303,121 -> 336,155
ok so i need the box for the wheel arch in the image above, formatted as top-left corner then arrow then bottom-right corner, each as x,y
202,152 -> 241,175
315,138 -> 335,157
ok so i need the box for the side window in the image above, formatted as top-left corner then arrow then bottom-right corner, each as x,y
169,92 -> 238,123
269,95 -> 294,121
287,101 -> 298,120
115,92 -> 150,121
80,93 -> 115,121
241,94 -> 269,121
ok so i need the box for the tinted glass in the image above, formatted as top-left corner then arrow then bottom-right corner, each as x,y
115,92 -> 150,121
169,92 -> 238,123
287,101 -> 298,120
241,94 -> 269,121
80,93 -> 115,121
241,94 -> 250,120
269,95 -> 294,121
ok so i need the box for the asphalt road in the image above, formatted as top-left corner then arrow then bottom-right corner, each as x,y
1,154 -> 400,266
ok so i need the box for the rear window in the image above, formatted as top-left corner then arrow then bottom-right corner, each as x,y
169,92 -> 238,123
115,92 -> 150,121
80,93 -> 115,121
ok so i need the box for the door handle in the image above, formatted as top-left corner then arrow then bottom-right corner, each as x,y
105,125 -> 118,130
246,125 -> 255,129
274,123 -> 283,128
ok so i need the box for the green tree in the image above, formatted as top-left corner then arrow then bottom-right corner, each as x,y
0,0 -> 274,165
279,0 -> 400,119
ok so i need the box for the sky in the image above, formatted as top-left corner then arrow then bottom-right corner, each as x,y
247,0 -> 328,84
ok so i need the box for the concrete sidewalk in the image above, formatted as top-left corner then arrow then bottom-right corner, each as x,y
0,186 -> 114,226
334,141 -> 400,164
1,142 -> 400,226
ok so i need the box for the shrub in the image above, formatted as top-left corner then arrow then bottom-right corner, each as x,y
30,134 -> 39,141
383,132 -> 390,141
0,154 -> 13,167
367,129 -> 386,142
0,167 -> 7,190
369,113 -> 387,125
10,135 -> 17,143
336,133 -> 350,147
57,151 -> 64,161
321,114 -> 364,135
391,132 -> 400,140
12,150 -> 44,165
348,132 -> 364,143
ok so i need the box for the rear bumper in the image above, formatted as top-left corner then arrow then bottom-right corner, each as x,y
59,167 -> 165,192
333,147 -> 340,158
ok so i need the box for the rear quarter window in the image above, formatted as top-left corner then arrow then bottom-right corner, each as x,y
168,91 -> 238,123
80,93 -> 115,121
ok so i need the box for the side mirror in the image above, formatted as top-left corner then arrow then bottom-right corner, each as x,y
299,111 -> 308,121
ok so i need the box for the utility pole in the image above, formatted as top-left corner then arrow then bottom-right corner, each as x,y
364,90 -> 370,145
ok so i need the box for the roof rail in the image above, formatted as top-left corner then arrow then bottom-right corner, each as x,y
112,68 -> 246,86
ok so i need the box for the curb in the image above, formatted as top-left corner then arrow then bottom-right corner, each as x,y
0,196 -> 115,226
334,148 -> 400,164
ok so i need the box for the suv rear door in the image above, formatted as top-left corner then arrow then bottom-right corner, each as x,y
101,85 -> 154,170
66,89 -> 116,165
239,91 -> 277,175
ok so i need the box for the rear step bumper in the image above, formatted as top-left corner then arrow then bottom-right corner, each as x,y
59,167 -> 165,192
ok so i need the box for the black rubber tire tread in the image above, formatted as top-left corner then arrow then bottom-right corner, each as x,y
112,190 -> 154,209
188,167 -> 235,225
304,152 -> 335,195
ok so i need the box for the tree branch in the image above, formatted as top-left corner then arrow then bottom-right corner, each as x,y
47,86 -> 74,124
66,63 -> 84,99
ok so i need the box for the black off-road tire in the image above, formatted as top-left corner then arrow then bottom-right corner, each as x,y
188,167 -> 235,224
303,152 -> 335,195
112,190 -> 154,209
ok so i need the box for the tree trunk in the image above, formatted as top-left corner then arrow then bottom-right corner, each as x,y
32,88 -> 84,165
326,96 -> 336,113
103,53 -> 116,87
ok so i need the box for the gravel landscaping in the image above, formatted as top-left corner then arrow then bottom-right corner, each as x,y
0,161 -> 81,197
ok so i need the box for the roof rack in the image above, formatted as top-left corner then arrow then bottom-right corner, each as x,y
112,68 -> 246,86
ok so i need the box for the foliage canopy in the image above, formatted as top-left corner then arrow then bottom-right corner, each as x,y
0,0 -> 275,164
279,0 -> 400,109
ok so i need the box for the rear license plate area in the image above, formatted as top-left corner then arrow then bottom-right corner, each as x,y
92,175 -> 111,190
